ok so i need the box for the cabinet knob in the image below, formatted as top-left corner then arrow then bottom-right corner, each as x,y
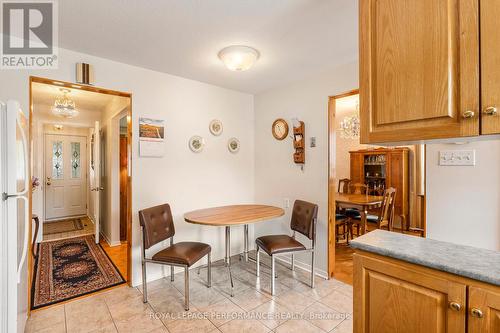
449,302 -> 462,311
462,110 -> 475,119
483,106 -> 498,116
471,308 -> 484,318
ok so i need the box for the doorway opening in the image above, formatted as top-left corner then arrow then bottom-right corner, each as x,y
29,76 -> 132,309
327,90 -> 426,284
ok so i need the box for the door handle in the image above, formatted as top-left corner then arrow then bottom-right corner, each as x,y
483,106 -> 498,116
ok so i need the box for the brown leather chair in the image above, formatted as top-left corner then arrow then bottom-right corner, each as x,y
139,204 -> 211,310
255,200 -> 318,295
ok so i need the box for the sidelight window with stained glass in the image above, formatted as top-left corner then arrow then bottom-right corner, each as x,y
71,142 -> 81,178
52,141 -> 63,179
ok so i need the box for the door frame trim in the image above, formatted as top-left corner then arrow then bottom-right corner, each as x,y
29,76 -> 133,315
327,89 -> 359,278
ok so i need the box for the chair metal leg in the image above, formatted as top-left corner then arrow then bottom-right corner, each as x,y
171,266 -> 174,282
291,254 -> 295,271
207,252 -> 212,288
184,266 -> 189,311
256,245 -> 260,277
310,250 -> 315,289
142,260 -> 148,303
271,255 -> 276,296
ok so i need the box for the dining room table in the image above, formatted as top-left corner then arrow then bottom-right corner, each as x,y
335,193 -> 384,235
184,204 -> 284,296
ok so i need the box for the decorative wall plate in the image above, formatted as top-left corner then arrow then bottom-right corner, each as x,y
209,119 -> 223,136
189,135 -> 205,153
227,137 -> 240,153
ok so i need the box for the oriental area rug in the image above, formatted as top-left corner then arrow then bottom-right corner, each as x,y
31,235 -> 125,309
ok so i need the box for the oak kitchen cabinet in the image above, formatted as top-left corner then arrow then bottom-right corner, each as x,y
352,231 -> 500,333
360,0 -> 500,143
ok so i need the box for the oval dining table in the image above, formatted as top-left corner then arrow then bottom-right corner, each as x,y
184,204 -> 284,296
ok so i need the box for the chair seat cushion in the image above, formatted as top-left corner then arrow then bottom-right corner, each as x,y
256,235 -> 306,255
335,213 -> 348,220
152,242 -> 211,267
345,208 -> 361,217
353,214 -> 379,223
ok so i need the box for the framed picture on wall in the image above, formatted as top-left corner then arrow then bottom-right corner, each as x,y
139,117 -> 165,157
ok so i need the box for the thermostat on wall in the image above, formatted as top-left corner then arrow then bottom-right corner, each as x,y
439,150 -> 475,166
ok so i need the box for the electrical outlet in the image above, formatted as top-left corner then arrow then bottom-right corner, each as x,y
284,198 -> 290,208
439,150 -> 475,166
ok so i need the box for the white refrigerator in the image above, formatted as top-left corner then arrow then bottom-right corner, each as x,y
1,100 -> 30,333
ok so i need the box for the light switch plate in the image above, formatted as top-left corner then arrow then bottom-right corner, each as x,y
439,150 -> 475,166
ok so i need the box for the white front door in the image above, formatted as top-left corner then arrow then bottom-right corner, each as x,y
45,134 -> 87,220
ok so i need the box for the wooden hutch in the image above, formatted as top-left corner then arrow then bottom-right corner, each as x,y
350,147 -> 409,226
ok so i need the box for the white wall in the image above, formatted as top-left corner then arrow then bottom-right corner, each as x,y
254,61 -> 359,276
0,47 -> 255,286
426,140 -> 500,251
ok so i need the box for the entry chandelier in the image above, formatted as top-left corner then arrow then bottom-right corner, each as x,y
52,88 -> 78,118
218,45 -> 260,71
339,101 -> 360,139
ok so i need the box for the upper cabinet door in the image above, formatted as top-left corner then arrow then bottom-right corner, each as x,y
481,0 -> 500,135
360,0 -> 480,143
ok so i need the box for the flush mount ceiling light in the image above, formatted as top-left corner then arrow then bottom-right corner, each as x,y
52,88 -> 78,118
218,45 -> 260,71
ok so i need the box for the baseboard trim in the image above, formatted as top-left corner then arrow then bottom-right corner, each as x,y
274,254 -> 328,280
100,232 -> 121,247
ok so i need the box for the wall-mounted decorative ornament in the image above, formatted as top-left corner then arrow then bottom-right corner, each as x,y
189,135 -> 205,153
209,119 -> 223,136
227,137 -> 240,153
292,118 -> 305,164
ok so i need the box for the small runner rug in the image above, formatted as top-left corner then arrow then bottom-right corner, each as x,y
43,218 -> 84,235
31,235 -> 125,309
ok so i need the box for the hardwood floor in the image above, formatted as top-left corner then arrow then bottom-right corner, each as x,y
100,240 -> 128,281
334,225 -> 424,286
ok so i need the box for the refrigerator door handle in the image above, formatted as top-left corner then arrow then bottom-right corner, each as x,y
16,195 -> 29,283
1,108 -> 29,201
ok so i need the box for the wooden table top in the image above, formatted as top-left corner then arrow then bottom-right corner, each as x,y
335,193 -> 383,206
184,204 -> 285,226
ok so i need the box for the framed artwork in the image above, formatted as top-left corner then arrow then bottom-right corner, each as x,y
139,117 -> 165,157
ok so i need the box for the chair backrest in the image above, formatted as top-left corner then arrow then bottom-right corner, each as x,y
377,188 -> 396,229
290,200 -> 318,240
338,178 -> 351,194
139,204 -> 175,249
349,183 -> 368,195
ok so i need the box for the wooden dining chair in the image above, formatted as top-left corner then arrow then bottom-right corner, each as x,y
349,183 -> 368,195
350,187 -> 397,234
338,178 -> 351,194
255,200 -> 318,296
139,203 -> 212,310
335,213 -> 350,244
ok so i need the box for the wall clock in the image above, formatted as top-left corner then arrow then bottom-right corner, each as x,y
272,118 -> 289,140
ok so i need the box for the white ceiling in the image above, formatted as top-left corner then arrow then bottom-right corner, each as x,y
59,0 -> 358,94
32,82 -> 120,111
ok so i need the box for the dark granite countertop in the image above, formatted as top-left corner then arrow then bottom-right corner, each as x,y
350,230 -> 500,286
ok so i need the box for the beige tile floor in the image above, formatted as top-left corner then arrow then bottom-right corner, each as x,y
26,251 -> 353,333
42,216 -> 95,241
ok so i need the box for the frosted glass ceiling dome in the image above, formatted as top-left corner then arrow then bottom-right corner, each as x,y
218,45 -> 260,71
